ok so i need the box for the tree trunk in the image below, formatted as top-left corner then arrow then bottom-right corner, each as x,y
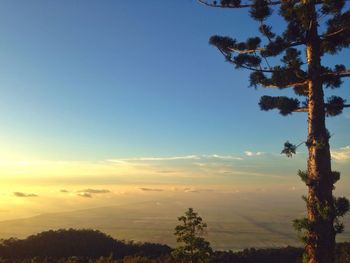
305,1 -> 335,263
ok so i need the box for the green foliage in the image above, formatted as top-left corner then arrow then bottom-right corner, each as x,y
217,0 -> 241,8
334,219 -> 345,234
334,197 -> 350,217
259,96 -> 300,116
298,169 -> 342,187
322,65 -> 344,89
322,11 -> 350,54
90,256 -> 116,263
292,163 -> 349,242
206,0 -> 349,116
3,236 -> 350,263
280,141 -> 297,157
302,253 -> 309,263
173,208 -> 212,263
203,0 -> 350,261
321,0 -> 345,15
258,24 -> 275,39
249,0 -> 271,21
211,247 -> 303,263
316,201 -> 332,221
297,170 -> 308,183
332,171 -> 341,184
0,229 -> 171,262
293,195 -> 349,238
293,218 -> 310,233
326,96 -> 347,116
120,255 -> 178,263
335,242 -> 350,263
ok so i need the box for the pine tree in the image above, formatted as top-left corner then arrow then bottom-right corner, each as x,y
173,208 -> 212,263
198,1 -> 350,262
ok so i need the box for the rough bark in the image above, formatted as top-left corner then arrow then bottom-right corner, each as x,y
305,1 -> 335,262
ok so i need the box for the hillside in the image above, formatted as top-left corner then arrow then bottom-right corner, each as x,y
0,194 -> 349,251
0,229 -> 349,263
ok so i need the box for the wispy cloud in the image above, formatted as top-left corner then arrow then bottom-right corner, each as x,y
218,170 -> 285,179
77,192 -> 92,198
107,154 -> 243,163
331,146 -> 350,161
13,192 -> 38,197
2,152 -> 283,189
108,155 -> 200,162
203,154 -> 243,160
157,170 -> 177,174
75,188 -> 111,198
183,187 -> 215,193
244,151 -> 264,157
139,188 -> 164,192
77,188 -> 110,194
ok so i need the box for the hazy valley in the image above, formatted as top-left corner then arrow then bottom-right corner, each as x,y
1,192 -> 349,251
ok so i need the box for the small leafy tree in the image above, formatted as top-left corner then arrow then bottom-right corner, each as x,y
172,208 -> 212,263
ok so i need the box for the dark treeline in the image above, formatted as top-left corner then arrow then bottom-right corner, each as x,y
0,229 -> 170,262
0,229 -> 349,263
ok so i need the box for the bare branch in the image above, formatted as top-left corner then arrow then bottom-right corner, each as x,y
293,104 -> 350,113
226,41 -> 304,54
218,47 -> 272,71
219,48 -> 276,73
262,55 -> 272,70
323,69 -> 350,78
321,28 -> 345,39
294,107 -> 308,112
239,64 -> 276,73
264,81 -> 307,89
228,47 -> 265,54
218,48 -> 303,77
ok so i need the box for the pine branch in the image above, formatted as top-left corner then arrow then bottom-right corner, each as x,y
240,64 -> 274,72
293,108 -> 308,112
321,28 -> 345,39
259,22 -> 274,43
293,104 -> 350,114
258,23 -> 274,70
228,47 -> 265,54
226,41 -> 304,54
197,0 -> 331,9
197,0 -> 282,9
218,48 -> 276,73
264,80 -> 307,89
216,45 -> 305,75
323,69 -> 350,78
260,95 -> 349,116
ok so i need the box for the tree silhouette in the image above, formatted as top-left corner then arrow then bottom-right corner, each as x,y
0,229 -> 171,261
173,208 -> 212,263
198,1 -> 350,262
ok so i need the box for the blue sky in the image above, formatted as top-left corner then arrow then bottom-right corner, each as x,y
0,1 -> 349,224
0,1 -> 348,164
1,2 -> 350,247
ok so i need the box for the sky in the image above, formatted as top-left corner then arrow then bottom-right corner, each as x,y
0,0 -> 349,223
